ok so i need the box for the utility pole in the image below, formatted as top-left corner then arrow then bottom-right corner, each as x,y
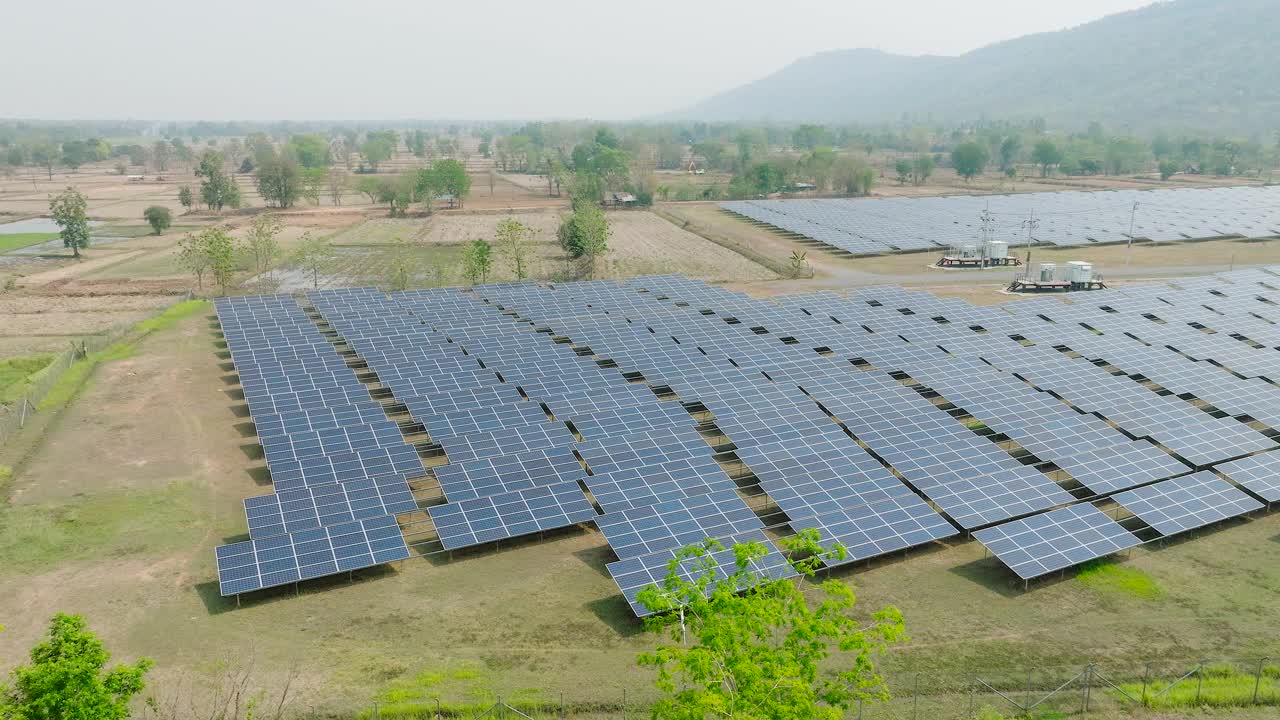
1021,210 -> 1039,254
1126,201 -> 1140,266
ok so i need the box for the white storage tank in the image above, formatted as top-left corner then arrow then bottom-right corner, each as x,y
1067,261 -> 1093,283
1038,263 -> 1056,282
986,241 -> 1009,260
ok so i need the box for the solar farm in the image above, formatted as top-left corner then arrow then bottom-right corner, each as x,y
722,185 -> 1280,256
215,265 -> 1280,612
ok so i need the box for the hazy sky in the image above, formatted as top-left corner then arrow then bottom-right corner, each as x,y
3,0 -> 1158,121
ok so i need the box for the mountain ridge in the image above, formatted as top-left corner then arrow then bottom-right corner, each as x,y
675,0 -> 1279,133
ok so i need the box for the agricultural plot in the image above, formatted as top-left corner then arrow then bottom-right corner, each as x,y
275,211 -> 775,291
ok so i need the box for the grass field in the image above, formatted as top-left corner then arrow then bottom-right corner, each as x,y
1,308 -> 1278,718
0,233 -> 58,253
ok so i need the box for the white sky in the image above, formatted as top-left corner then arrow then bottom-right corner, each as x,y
1,0 -> 1158,121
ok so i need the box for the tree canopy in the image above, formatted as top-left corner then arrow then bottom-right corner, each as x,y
637,531 -> 905,720
49,188 -> 91,259
0,613 -> 153,720
196,151 -> 241,212
255,155 -> 303,208
951,142 -> 990,181
143,205 -> 172,235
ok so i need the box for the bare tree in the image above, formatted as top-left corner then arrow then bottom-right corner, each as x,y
327,168 -> 348,206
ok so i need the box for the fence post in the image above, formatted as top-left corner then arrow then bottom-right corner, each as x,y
1195,661 -> 1205,705
967,683 -> 974,719
1026,666 -> 1033,710
560,691 -> 565,720
857,697 -> 863,720
435,697 -> 441,720
1254,657 -> 1270,705
1082,663 -> 1093,713
20,396 -> 28,428
373,701 -> 379,720
1141,662 -> 1151,706
912,673 -> 920,720
622,688 -> 626,720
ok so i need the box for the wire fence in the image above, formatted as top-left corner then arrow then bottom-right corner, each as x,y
354,656 -> 1280,720
0,293 -> 191,452
0,322 -> 134,451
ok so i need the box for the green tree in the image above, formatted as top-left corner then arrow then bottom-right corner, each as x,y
792,124 -> 829,150
462,238 -> 493,285
286,133 -> 331,168
177,232 -> 212,290
1,613 -> 152,720
245,212 -> 283,278
177,185 -> 195,213
911,154 -> 934,186
999,136 -> 1023,171
894,159 -> 911,185
384,237 -> 417,291
301,168 -> 326,205
432,159 -> 471,208
202,226 -> 239,294
1032,139 -> 1064,177
142,206 -> 172,235
196,151 -> 241,212
255,155 -> 302,208
558,204 -> 609,278
49,187 -> 91,259
361,138 -> 393,172
1159,158 -> 1179,180
291,232 -> 333,289
636,531 -> 905,720
495,217 -> 538,280
951,142 -> 990,181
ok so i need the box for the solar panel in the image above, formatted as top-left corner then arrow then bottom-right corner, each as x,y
583,455 -> 736,512
244,474 -> 418,539
428,480 -> 597,550
433,446 -> 586,502
1216,452 -> 1280,502
1111,471 -> 1263,536
606,530 -> 798,617
576,425 -> 713,474
972,504 -> 1140,580
215,514 -> 409,596
595,489 -> 763,560
438,421 -> 576,464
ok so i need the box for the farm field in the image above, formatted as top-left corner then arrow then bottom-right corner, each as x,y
0,306 -> 1278,717
270,210 -> 776,291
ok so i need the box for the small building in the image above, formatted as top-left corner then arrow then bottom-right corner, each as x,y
936,240 -> 1020,268
1008,261 -> 1106,293
611,192 -> 638,207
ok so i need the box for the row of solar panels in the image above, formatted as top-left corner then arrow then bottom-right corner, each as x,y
213,296 -> 415,596
722,185 -> 1280,255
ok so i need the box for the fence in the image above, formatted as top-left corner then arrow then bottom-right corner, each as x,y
357,656 -> 1280,720
0,293 -> 191,451
0,322 -> 135,451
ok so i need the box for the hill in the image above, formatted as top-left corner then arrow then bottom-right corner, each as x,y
675,0 -> 1280,134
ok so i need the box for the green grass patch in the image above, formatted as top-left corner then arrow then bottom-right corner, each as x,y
135,299 -> 210,333
0,482 -> 209,575
963,419 -> 989,431
1076,559 -> 1161,599
0,233 -> 58,253
1114,663 -> 1280,708
37,341 -> 135,411
0,354 -> 53,401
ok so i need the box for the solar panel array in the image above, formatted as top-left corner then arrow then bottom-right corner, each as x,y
214,296 -> 416,596
724,185 -> 1280,256
214,262 -> 1280,605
